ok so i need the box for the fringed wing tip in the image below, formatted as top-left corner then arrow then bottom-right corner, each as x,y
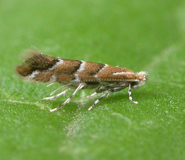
15,65 -> 31,77
15,49 -> 42,77
15,49 -> 59,78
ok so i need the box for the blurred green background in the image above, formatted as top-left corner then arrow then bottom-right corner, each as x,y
0,0 -> 185,159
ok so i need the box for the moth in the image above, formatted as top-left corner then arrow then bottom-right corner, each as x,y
16,50 -> 147,112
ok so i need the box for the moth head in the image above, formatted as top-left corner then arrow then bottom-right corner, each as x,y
132,71 -> 147,89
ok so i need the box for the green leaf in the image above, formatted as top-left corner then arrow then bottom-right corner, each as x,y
0,0 -> 185,159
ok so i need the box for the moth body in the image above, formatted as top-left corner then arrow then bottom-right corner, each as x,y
16,51 -> 147,112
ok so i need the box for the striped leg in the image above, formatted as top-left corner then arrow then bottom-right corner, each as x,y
88,91 -> 110,111
50,83 -> 85,112
43,88 -> 71,100
128,83 -> 138,104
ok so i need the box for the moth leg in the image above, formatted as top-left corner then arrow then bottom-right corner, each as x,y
87,92 -> 98,99
43,88 -> 71,100
50,83 -> 72,96
47,83 -> 55,87
128,83 -> 138,104
50,83 -> 85,112
88,90 -> 110,111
